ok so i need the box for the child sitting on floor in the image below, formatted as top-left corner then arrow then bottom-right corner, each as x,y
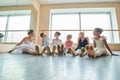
69,32 -> 89,56
65,34 -> 73,53
86,28 -> 118,58
46,32 -> 64,55
40,32 -> 50,47
8,29 -> 45,55
75,32 -> 89,50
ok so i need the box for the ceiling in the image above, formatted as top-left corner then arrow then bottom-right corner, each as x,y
0,0 -> 120,6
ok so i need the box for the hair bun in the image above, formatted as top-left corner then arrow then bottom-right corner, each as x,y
94,28 -> 103,34
28,29 -> 34,35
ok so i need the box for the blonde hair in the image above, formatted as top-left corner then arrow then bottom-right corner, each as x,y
79,32 -> 84,35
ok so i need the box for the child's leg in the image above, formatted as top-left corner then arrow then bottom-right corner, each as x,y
46,46 -> 51,55
95,48 -> 108,57
66,48 -> 70,53
85,45 -> 92,58
61,44 -> 64,54
68,48 -> 76,56
57,45 -> 61,54
89,45 -> 96,58
52,45 -> 56,55
79,47 -> 85,57
8,46 -> 20,53
35,45 -> 40,55
22,48 -> 36,54
8,49 -> 13,53
76,49 -> 80,55
40,46 -> 46,55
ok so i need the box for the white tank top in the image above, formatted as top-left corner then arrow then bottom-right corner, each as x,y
53,39 -> 61,46
93,36 -> 106,48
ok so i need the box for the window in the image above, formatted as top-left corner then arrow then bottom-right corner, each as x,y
0,15 -> 31,43
50,9 -> 119,44
0,16 -> 7,42
51,14 -> 79,43
81,13 -> 112,43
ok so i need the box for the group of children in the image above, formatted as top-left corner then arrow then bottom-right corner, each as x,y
8,28 -> 118,58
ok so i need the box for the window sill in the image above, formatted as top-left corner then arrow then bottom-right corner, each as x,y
1,43 -> 17,44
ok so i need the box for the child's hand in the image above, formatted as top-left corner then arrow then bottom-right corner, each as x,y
111,53 -> 119,56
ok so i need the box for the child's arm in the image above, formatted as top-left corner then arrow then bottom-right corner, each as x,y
77,38 -> 80,47
41,38 -> 44,46
93,41 -> 96,48
103,39 -> 112,54
86,37 -> 89,44
16,37 -> 26,46
60,39 -> 62,45
103,39 -> 119,56
8,37 -> 26,53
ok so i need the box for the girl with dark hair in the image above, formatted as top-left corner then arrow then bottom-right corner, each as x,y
52,32 -> 62,46
8,29 -> 45,55
40,32 -> 50,47
45,32 -> 64,55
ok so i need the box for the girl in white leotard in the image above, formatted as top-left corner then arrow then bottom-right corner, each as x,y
45,32 -> 64,55
8,29 -> 39,54
92,28 -> 117,57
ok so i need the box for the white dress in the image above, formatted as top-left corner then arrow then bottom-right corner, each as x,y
53,39 -> 62,46
11,40 -> 35,54
93,36 -> 109,56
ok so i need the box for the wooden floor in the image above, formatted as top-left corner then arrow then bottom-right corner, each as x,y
0,52 -> 120,80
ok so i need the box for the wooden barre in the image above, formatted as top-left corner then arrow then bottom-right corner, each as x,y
39,30 -> 120,31
0,30 -> 120,32
0,30 -> 28,32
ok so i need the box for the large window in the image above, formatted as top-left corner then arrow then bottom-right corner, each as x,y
81,13 -> 112,43
0,16 -> 7,42
0,15 -> 31,43
50,12 -> 119,43
51,14 -> 79,43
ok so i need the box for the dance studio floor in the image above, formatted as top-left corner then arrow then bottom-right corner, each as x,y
0,52 -> 120,80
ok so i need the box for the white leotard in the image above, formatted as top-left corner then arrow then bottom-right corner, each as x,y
11,39 -> 35,54
53,39 -> 61,46
93,36 -> 109,56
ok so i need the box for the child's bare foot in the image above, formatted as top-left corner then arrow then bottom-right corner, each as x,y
61,44 -> 64,53
89,45 -> 94,50
57,45 -> 61,54
80,47 -> 85,57
89,45 -> 96,58
69,48 -> 76,56
85,45 -> 89,51
85,45 -> 90,55
8,50 -> 13,53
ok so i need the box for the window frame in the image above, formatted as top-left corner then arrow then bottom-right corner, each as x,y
0,14 -> 31,43
50,12 -> 119,43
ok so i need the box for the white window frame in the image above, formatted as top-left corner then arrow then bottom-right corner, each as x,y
49,8 -> 119,44
0,10 -> 31,43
